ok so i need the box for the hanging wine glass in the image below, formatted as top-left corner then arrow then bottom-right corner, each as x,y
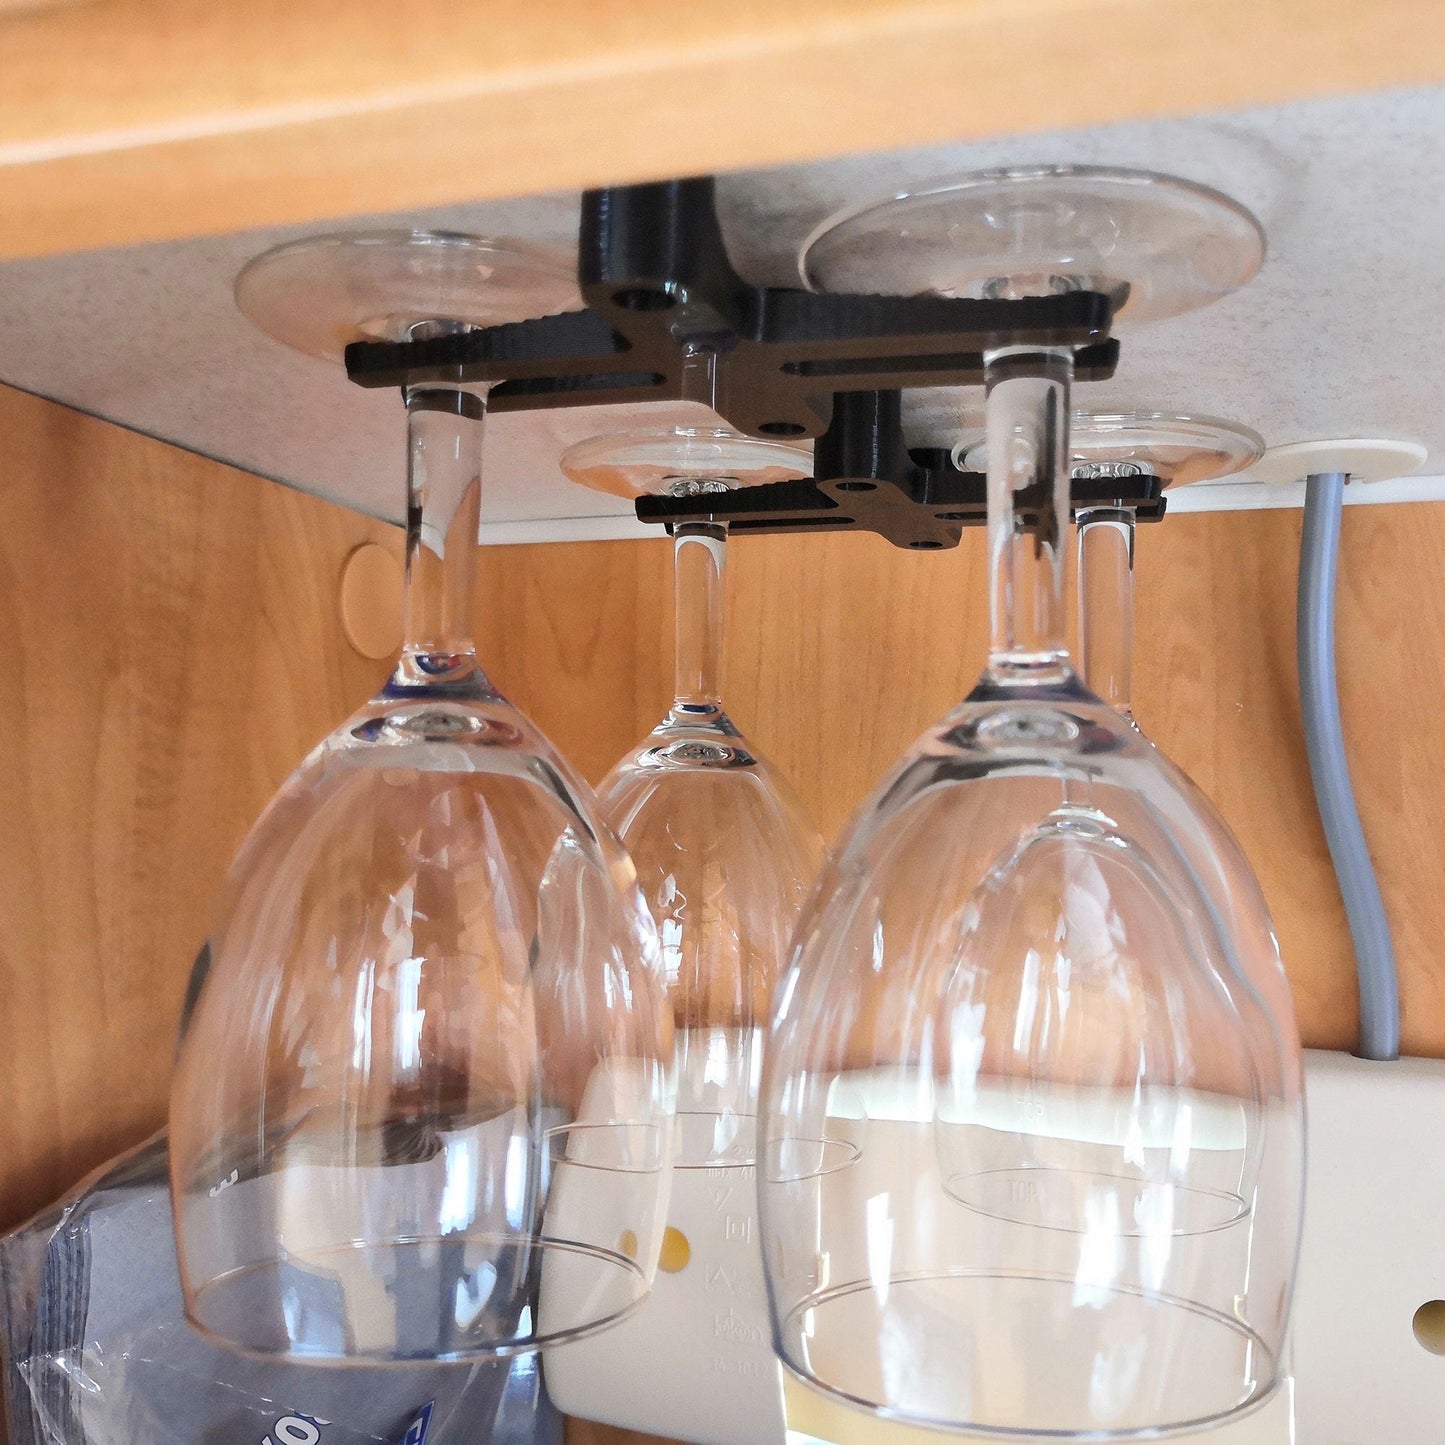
169,231 -> 675,1363
765,168 -> 1303,1440
546,423 -> 825,1442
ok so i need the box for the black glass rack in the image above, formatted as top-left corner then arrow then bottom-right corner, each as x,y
344,175 -> 1147,551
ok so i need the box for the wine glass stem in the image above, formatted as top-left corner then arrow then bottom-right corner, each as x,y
983,346 -> 1074,684
672,520 -> 728,721
681,343 -> 722,411
397,386 -> 484,686
1077,505 -> 1136,721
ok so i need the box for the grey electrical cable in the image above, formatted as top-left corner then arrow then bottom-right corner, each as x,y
1298,470 -> 1400,1060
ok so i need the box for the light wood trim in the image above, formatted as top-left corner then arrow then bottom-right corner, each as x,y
3,0 -> 1445,259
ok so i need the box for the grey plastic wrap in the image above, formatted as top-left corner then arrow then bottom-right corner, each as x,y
0,1136 -> 562,1445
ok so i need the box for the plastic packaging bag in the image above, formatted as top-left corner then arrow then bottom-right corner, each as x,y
0,1136 -> 561,1445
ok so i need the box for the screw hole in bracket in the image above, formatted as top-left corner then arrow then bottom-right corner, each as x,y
632,391 -> 1166,551
341,179 -> 1127,549
612,286 -> 678,312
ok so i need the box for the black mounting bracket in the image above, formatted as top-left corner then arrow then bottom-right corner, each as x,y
637,391 -> 1166,550
343,175 -> 1131,550
344,176 -> 1119,440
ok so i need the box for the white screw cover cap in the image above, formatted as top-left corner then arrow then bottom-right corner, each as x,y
1252,438 -> 1428,486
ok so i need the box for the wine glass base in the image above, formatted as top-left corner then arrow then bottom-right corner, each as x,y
561,424 -> 811,499
801,165 -> 1265,326
235,230 -> 580,363
958,410 -> 1265,488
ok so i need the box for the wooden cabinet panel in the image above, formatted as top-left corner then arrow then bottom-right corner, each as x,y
478,510 -> 1445,1061
0,385 -> 395,1232
1,385 -> 1442,1445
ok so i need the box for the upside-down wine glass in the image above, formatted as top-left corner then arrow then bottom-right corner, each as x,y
762,167 -> 1304,1441
546,422 -> 825,1442
170,231 -> 675,1363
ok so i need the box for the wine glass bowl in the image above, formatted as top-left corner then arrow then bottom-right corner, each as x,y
763,695 -> 1299,1437
174,699 -> 672,1361
171,234 -> 674,1363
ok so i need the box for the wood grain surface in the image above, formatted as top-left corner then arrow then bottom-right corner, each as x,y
3,0 -> 1445,259
566,1428 -> 675,1445
2,386 -> 1443,1444
476,514 -> 1445,1062
0,385 -> 396,1233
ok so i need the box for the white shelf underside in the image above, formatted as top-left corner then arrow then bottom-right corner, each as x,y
4,85 -> 1445,545
474,470 -> 1445,546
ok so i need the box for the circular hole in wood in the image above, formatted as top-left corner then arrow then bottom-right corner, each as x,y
339,542 -> 404,660
835,481 -> 877,492
1414,1300 -> 1445,1355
